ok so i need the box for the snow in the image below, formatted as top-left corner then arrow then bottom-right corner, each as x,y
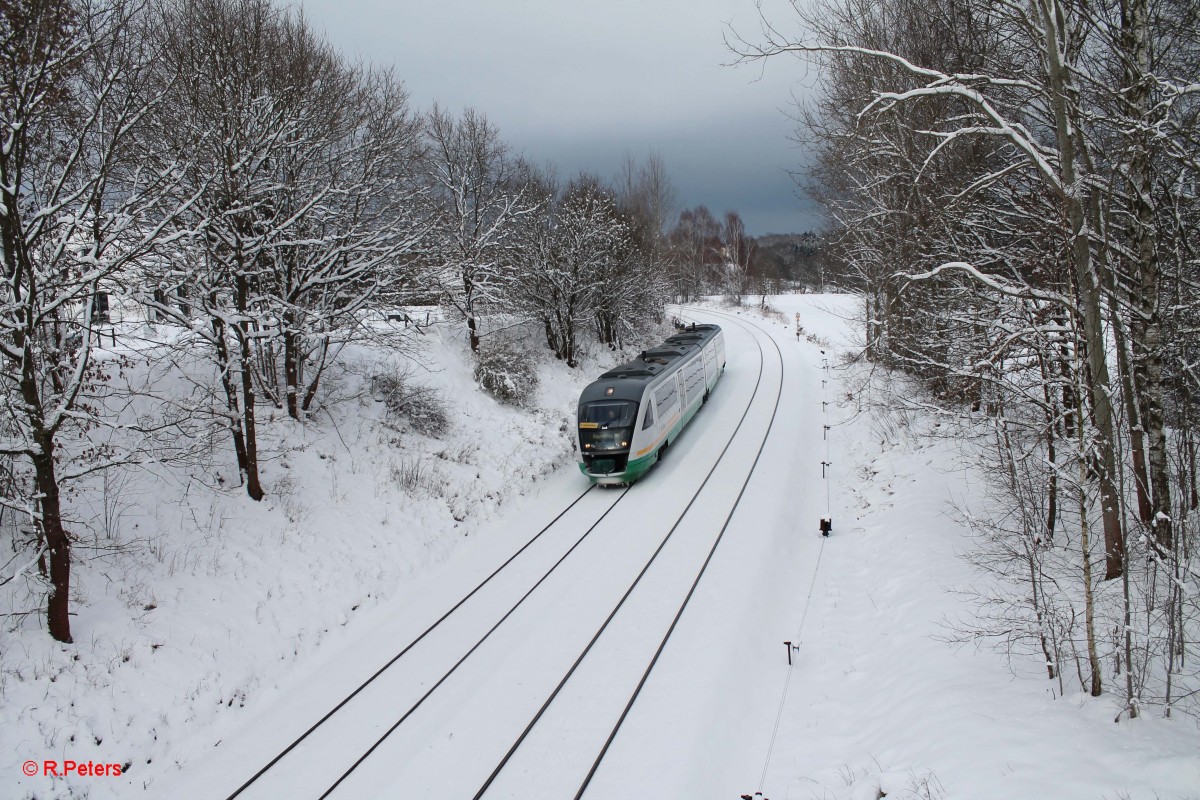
4,295 -> 1198,800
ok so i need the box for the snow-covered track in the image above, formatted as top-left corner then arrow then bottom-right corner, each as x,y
570,307 -> 786,794
222,482 -> 629,799
210,309 -> 783,800
311,487 -> 637,799
471,308 -> 786,799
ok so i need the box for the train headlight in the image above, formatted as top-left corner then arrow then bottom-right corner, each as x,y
621,441 -> 628,447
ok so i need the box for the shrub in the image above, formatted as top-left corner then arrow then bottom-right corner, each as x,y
388,457 -> 442,496
474,340 -> 539,407
370,371 -> 450,437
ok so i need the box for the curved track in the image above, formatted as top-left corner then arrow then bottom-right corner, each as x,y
475,308 -> 786,799
192,308 -> 785,800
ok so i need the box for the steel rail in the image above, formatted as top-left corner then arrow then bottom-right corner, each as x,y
317,487 -> 633,799
473,309 -> 784,799
573,307 -> 786,798
226,481 -> 614,799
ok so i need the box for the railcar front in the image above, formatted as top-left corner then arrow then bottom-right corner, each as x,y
576,373 -> 656,486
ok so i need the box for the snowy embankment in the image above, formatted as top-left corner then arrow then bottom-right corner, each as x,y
759,295 -> 1200,800
2,319 -> 612,799
3,296 -> 1198,800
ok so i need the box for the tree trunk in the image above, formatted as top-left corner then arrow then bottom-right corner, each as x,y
1038,0 -> 1124,578
1039,359 -> 1060,543
19,346 -> 72,643
463,269 -> 480,353
177,285 -> 191,318
239,347 -> 264,501
33,439 -> 72,643
1111,302 -> 1153,523
1027,539 -> 1056,680
212,315 -> 252,484
10,293 -> 73,642
1120,539 -> 1138,718
1078,411 -> 1103,697
301,335 -> 329,413
235,275 -> 264,501
567,294 -> 580,367
467,315 -> 480,352
1120,0 -> 1172,551
1188,431 -> 1199,511
284,309 -> 301,420
254,331 -> 281,409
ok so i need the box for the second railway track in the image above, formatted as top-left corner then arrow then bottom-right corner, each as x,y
190,308 -> 784,800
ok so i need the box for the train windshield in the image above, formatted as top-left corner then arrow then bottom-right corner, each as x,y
579,400 -> 637,453
580,401 -> 637,427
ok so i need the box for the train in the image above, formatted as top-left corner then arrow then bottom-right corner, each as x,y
577,323 -> 725,485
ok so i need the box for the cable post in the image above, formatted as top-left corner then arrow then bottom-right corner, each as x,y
757,345 -> 838,796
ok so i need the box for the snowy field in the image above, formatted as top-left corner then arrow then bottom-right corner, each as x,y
3,295 -> 1198,799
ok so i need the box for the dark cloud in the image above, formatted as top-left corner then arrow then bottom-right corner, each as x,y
297,0 -> 817,235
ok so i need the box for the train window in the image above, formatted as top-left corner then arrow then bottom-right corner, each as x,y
655,383 -> 676,414
642,402 -> 655,430
580,400 -> 637,453
580,401 -> 637,428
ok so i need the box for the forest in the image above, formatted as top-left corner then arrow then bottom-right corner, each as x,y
735,0 -> 1200,719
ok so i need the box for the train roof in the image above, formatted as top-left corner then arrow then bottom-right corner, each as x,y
578,324 -> 721,405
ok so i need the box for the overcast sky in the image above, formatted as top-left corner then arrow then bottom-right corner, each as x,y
295,0 -> 822,236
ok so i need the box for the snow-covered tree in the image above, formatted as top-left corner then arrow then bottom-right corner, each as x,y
423,105 -> 527,353
615,151 -> 676,266
145,0 -> 311,501
143,0 -> 429,494
0,0 -> 190,642
510,173 -> 605,367
257,66 -> 427,420
508,170 -> 666,365
719,210 -> 754,302
667,205 -> 723,300
734,0 -> 1200,715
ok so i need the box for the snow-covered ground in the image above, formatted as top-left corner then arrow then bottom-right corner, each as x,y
4,296 -> 1198,799
758,296 -> 1200,800
2,317 -> 603,799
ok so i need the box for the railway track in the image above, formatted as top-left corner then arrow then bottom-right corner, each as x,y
212,308 -> 785,800
472,308 -> 786,799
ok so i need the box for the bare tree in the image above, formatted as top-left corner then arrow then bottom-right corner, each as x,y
734,0 -> 1200,716
263,67 -> 427,420
146,0 -> 417,497
615,150 -> 676,263
424,105 -> 526,352
720,210 -> 755,302
0,0 -> 188,641
733,0 -> 1128,576
667,205 -> 722,300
